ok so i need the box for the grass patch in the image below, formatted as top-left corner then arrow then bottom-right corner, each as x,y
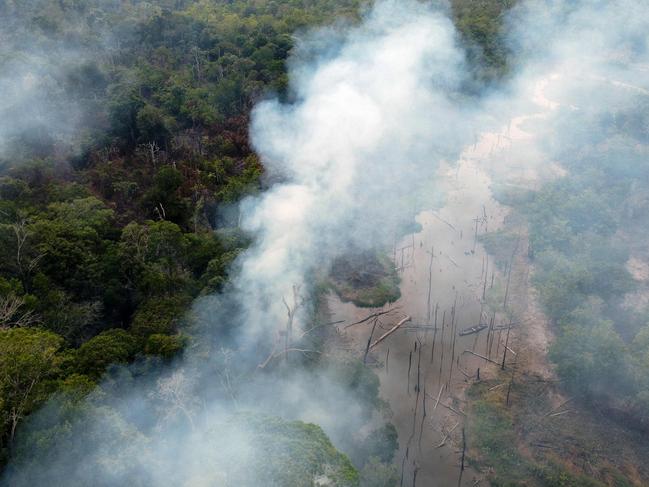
329,251 -> 400,308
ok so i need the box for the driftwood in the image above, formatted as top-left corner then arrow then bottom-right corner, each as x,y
369,316 -> 412,350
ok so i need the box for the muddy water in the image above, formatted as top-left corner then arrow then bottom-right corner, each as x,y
327,81 -> 557,486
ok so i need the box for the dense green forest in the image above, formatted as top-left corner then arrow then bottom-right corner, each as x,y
485,94 -> 649,431
526,98 -> 649,428
0,0 -> 364,465
472,89 -> 649,484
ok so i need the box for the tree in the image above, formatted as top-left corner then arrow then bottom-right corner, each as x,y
550,315 -> 628,397
0,327 -> 64,449
136,104 -> 172,146
74,329 -> 139,379
30,197 -> 114,299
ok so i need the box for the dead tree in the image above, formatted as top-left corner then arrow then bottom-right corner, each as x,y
407,350 -> 413,395
449,293 -> 458,384
418,386 -> 427,452
363,318 -> 379,364
282,285 -> 303,362
386,348 -> 390,374
439,310 -> 446,377
461,427 -> 466,471
426,245 -> 435,320
155,370 -> 199,432
501,319 -> 513,370
431,303 -> 439,364
11,219 -> 45,293
506,349 -> 519,407
503,235 -> 521,309
0,294 -> 40,329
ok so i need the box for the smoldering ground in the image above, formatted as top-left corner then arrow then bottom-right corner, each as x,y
3,0 -> 649,485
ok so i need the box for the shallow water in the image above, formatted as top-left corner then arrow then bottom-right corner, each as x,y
326,79 -> 557,485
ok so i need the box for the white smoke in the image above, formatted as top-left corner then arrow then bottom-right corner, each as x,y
236,0 -> 470,341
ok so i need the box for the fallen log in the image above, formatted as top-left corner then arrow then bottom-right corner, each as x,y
435,388 -> 443,411
462,349 -> 500,365
440,402 -> 466,417
426,385 -> 443,411
431,212 -> 457,231
436,422 -> 459,448
298,320 -> 345,338
543,397 -> 573,417
344,308 -> 398,329
548,409 -> 573,418
369,315 -> 412,350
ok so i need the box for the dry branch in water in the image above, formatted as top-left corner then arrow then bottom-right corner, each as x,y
369,315 -> 412,350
